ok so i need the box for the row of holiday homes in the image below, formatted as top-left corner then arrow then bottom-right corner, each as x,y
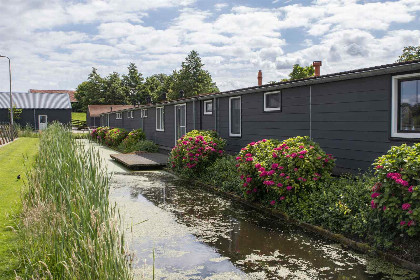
96,60 -> 420,173
0,60 -> 419,172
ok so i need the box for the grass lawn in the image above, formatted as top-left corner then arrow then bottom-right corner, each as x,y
0,138 -> 39,279
72,112 -> 86,122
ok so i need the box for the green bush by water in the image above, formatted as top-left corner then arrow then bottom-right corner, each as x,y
201,155 -> 242,194
18,123 -> 133,279
117,139 -> 159,153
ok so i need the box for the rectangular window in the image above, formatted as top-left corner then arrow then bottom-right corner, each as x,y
156,107 -> 164,131
116,112 -> 122,119
141,109 -> 148,118
204,100 -> 213,115
264,91 -> 281,111
229,96 -> 241,137
127,111 -> 134,119
392,73 -> 420,138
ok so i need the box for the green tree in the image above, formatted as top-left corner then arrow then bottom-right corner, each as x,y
122,63 -> 144,105
282,64 -> 315,81
170,50 -> 219,100
144,74 -> 171,103
396,45 -> 420,62
103,72 -> 127,105
75,68 -> 105,111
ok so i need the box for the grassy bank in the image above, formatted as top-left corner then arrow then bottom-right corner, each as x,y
0,138 -> 39,279
71,112 -> 86,122
18,124 -> 132,279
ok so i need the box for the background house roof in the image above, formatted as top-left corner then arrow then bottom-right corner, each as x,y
88,105 -> 135,117
29,89 -> 77,103
0,92 -> 72,109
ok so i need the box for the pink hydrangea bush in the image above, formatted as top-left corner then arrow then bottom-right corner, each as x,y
104,128 -> 128,147
236,136 -> 335,203
372,143 -> 420,236
94,126 -> 110,143
236,139 -> 280,200
169,130 -> 226,176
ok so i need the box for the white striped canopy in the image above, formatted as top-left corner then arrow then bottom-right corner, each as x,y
0,92 -> 71,109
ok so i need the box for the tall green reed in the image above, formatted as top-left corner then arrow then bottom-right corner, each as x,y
18,123 -> 132,279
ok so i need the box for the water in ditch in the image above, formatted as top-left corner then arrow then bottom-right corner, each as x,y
110,171 -> 418,280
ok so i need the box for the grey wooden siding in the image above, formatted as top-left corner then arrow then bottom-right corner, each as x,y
201,99 -> 216,130
217,87 -> 310,153
310,74 -> 418,172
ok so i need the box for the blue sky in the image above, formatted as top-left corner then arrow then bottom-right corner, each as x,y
0,0 -> 419,92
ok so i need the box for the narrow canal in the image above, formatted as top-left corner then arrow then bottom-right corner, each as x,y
110,171 -> 418,280
84,141 -> 418,279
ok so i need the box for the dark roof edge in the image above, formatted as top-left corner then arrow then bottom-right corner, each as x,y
103,60 -> 420,114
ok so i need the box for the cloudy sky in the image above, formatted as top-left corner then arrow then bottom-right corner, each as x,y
0,0 -> 419,92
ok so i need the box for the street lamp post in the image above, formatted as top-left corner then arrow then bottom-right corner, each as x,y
0,55 -> 13,140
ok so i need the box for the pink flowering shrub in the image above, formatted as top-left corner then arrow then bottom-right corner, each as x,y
235,139 -> 280,200
104,128 -> 128,147
94,126 -> 110,143
372,143 -> 420,236
169,130 -> 226,177
236,136 -> 335,203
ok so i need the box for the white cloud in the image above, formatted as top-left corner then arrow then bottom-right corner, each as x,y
0,0 -> 419,92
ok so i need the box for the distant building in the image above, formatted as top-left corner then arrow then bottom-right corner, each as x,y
0,91 -> 71,130
87,105 -> 134,128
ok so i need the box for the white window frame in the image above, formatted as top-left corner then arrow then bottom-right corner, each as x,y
116,112 -> 122,119
264,91 -> 281,112
391,73 -> 420,138
141,109 -> 148,118
229,96 -> 241,137
126,111 -> 133,119
174,103 -> 187,145
156,106 -> 164,131
204,100 -> 213,115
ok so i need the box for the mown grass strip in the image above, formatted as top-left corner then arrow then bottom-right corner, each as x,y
0,137 -> 39,279
18,124 -> 132,279
71,112 -> 86,122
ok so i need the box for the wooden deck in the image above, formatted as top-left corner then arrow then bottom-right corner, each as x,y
110,153 -> 168,170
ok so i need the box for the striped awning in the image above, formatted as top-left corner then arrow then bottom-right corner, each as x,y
0,92 -> 71,109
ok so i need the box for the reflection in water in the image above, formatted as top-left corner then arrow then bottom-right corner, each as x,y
111,171 -> 418,280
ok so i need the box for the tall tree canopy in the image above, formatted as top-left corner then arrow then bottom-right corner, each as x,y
396,46 -> 420,62
75,51 -> 219,110
122,63 -> 144,105
169,50 -> 219,99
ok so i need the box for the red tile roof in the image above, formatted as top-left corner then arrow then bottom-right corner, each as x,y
29,89 -> 77,102
88,105 -> 135,117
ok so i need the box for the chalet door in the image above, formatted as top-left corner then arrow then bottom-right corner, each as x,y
175,104 -> 186,144
38,115 -> 48,130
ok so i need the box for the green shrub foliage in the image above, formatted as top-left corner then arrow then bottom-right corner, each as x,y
104,128 -> 128,147
118,140 -> 158,153
236,136 -> 335,203
372,143 -> 420,236
121,129 -> 146,146
201,155 -> 243,194
169,130 -> 225,177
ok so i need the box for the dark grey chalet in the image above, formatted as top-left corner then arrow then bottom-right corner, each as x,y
0,91 -> 71,130
101,60 -> 420,173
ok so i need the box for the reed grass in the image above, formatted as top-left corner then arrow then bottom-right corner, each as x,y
17,123 -> 133,279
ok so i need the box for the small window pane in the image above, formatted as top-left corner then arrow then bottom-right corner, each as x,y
231,98 -> 241,135
265,92 -> 280,109
399,79 -> 420,132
